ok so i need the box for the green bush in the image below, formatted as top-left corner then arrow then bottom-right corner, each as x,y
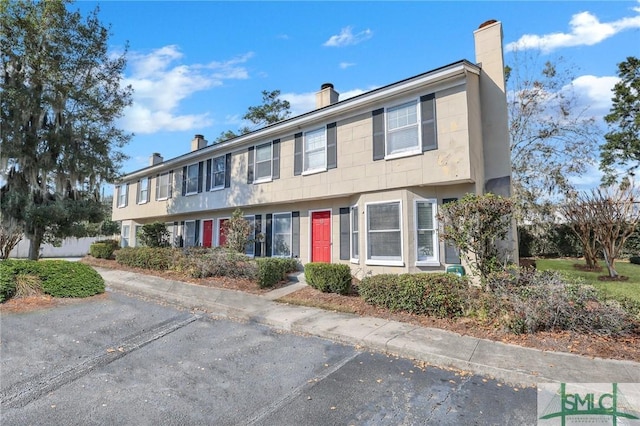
115,247 -> 173,270
89,242 -> 115,259
629,256 -> 640,265
256,258 -> 299,288
138,222 -> 171,248
304,263 -> 352,295
0,259 -> 104,301
172,247 -> 258,279
359,273 -> 470,318
95,239 -> 120,251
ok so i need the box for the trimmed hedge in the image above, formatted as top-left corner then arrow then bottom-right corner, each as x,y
172,247 -> 258,279
256,258 -> 299,288
359,273 -> 470,318
304,263 -> 352,295
0,259 -> 104,301
115,247 -> 173,270
89,242 -> 115,259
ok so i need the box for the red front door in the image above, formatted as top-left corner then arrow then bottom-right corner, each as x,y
311,211 -> 331,263
203,220 -> 213,248
218,219 -> 228,247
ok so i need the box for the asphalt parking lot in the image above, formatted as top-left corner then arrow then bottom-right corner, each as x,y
1,290 -> 537,425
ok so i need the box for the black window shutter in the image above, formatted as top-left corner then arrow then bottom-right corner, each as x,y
420,93 -> 437,152
254,214 -> 262,256
327,122 -> 337,169
247,147 -> 254,184
136,179 -> 141,204
155,174 -> 160,200
442,198 -> 461,264
339,207 -> 350,260
372,108 -> 385,160
179,221 -> 185,247
272,139 -> 280,180
168,171 -> 173,198
265,214 -> 272,257
181,166 -> 187,196
197,161 -> 204,193
195,220 -> 200,246
291,211 -> 300,259
224,153 -> 232,188
205,159 -> 212,191
294,132 -> 303,175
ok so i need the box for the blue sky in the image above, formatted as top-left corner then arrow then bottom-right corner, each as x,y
76,1 -> 640,185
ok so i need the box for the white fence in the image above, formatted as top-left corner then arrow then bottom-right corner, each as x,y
9,237 -> 99,259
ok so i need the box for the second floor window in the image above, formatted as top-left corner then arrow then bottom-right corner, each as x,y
386,100 -> 419,156
117,184 -> 128,208
137,177 -> 149,204
304,127 -> 326,173
156,171 -> 172,200
255,142 -> 272,182
210,156 -> 225,190
185,163 -> 199,195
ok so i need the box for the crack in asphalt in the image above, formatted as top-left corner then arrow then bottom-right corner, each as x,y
1,313 -> 199,409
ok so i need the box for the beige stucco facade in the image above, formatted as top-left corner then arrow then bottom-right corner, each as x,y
112,21 -> 514,276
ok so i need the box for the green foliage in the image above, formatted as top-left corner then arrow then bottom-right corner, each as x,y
256,258 -> 299,288
359,273 -> 470,318
0,259 -> 104,301
630,256 -> 640,265
438,193 -> 514,280
89,242 -> 114,259
172,247 -> 257,280
115,247 -> 173,270
600,56 -> 640,185
223,209 -> 253,253
518,224 -> 582,258
304,263 -> 352,295
138,222 -> 170,248
0,1 -> 132,259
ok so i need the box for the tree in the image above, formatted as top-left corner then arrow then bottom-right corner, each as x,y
0,220 -> 23,260
214,90 -> 290,143
600,57 -> 640,185
558,197 -> 600,270
222,208 -> 253,253
506,52 -> 600,223
438,193 -> 514,284
0,0 -> 132,259
138,222 -> 170,248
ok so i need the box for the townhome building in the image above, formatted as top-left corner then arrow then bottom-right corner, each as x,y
112,20 -> 516,276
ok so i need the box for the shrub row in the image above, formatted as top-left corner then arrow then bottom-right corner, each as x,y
304,263 -> 352,295
256,257 -> 299,288
359,273 -> 470,318
0,259 -> 105,301
173,247 -> 258,280
115,247 -> 173,270
90,242 -> 115,259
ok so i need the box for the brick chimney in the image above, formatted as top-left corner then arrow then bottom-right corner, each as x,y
190,134 -> 207,152
315,83 -> 339,109
149,153 -> 163,166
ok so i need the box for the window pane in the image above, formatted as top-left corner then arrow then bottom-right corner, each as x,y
368,231 -> 401,259
214,157 -> 225,172
417,203 -> 434,230
158,173 -> 170,199
368,203 -> 400,230
187,164 -> 198,193
417,231 -> 434,260
214,172 -> 225,187
274,216 -> 291,234
388,127 -> 419,153
305,150 -> 325,170
185,222 -> 196,247
304,128 -> 325,171
256,144 -> 271,161
387,102 -> 417,130
255,161 -> 271,180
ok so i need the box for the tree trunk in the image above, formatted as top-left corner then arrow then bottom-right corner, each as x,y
603,250 -> 618,278
27,229 -> 44,260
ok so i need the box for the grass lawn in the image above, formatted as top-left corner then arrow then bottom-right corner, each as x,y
537,258 -> 640,303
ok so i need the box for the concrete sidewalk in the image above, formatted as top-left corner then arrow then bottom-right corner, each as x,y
95,267 -> 640,387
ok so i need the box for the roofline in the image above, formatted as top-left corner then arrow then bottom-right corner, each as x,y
117,59 -> 480,182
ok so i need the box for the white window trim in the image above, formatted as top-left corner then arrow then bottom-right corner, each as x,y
307,209 -> 332,263
137,177 -> 150,205
117,184 -> 128,208
385,98 -> 421,159
185,163 -> 199,196
121,224 -> 130,248
165,222 -> 176,247
253,142 -> 273,184
184,220 -> 197,247
210,155 -> 226,191
302,127 -> 327,175
272,212 -> 292,258
157,172 -> 172,201
350,205 -> 359,264
414,199 -> 440,266
365,200 -> 404,267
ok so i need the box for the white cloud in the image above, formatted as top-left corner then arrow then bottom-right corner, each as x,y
323,26 -> 373,47
121,46 -> 253,134
339,62 -> 356,69
569,75 -> 619,117
506,6 -> 640,53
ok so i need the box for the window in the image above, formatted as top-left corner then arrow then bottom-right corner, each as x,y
255,142 -> 272,182
386,100 -> 419,156
185,163 -> 199,195
121,225 -> 130,248
350,206 -> 359,260
272,213 -> 292,257
415,200 -> 439,265
210,156 -> 225,190
165,222 -> 175,247
134,225 -> 142,247
366,201 -> 402,265
184,220 -> 197,247
304,127 -> 326,173
244,215 -> 255,256
117,184 -> 128,208
156,172 -> 172,200
137,177 -> 149,204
